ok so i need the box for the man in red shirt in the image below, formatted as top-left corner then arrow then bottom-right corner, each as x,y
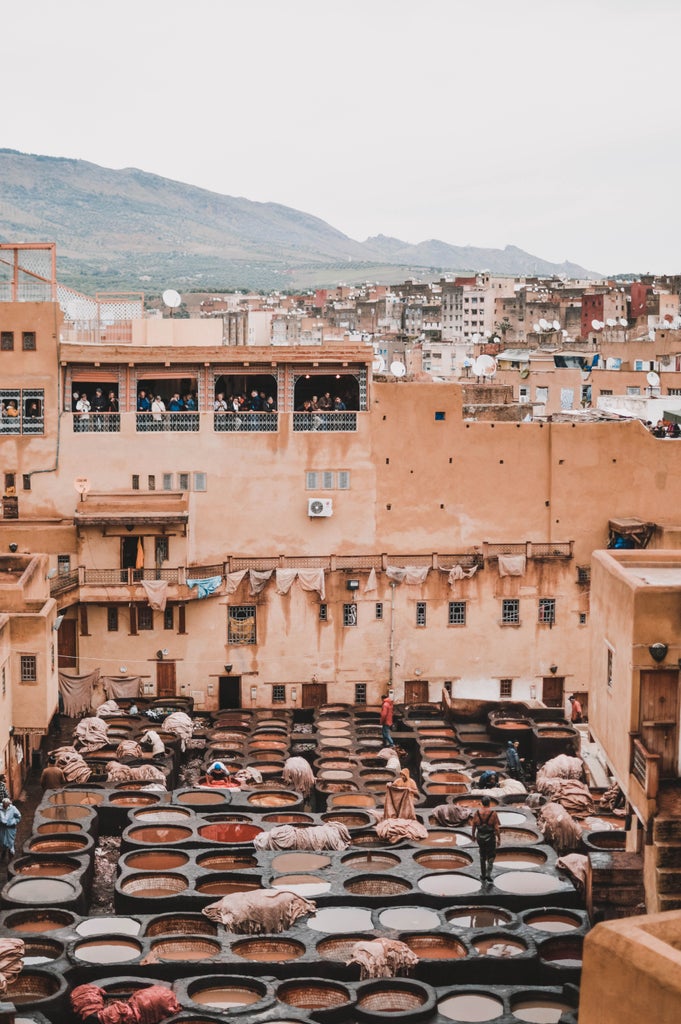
380,693 -> 395,747
568,695 -> 583,723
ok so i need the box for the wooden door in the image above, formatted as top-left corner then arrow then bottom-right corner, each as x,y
219,676 -> 241,709
640,670 -> 678,778
156,661 -> 177,698
542,676 -> 564,708
404,679 -> 429,705
302,683 -> 327,708
58,619 -> 77,669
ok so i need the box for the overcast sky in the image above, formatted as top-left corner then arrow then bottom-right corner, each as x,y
3,0 -> 678,274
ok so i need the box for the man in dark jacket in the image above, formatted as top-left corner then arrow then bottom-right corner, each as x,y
471,795 -> 501,882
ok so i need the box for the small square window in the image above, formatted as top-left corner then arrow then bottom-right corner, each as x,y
272,685 -> 286,704
22,474 -> 31,490
443,680 -> 453,695
107,607 -> 119,632
306,471 -> 318,489
435,411 -> 446,421
375,602 -> 383,620
448,601 -> 466,626
164,606 -> 174,631
148,475 -> 156,491
579,612 -> 587,625
0,332 -> 14,351
500,678 -> 513,698
343,603 -> 358,627
132,475 -> 140,490
193,472 -> 207,492
20,654 -> 37,681
138,606 -> 153,630
2,665 -> 5,697
607,647 -> 613,688
416,602 -> 427,626
538,598 -> 556,624
355,683 -> 367,704
501,599 -> 520,625
338,471 -> 350,490
22,332 -> 36,351
178,472 -> 190,490
162,473 -> 174,490
322,471 -> 334,489
319,603 -> 328,621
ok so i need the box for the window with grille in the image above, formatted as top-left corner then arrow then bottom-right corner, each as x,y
448,601 -> 466,626
193,472 -> 207,492
576,566 -> 591,585
57,555 -> 71,575
338,471 -> 350,490
22,332 -> 36,351
538,598 -> 556,624
155,537 -> 169,563
272,685 -> 286,703
416,602 -> 427,626
22,474 -> 31,490
107,607 -> 118,632
20,655 -> 37,681
375,602 -> 383,620
164,606 -> 174,631
132,475 -> 140,490
178,472 -> 190,490
0,332 -> 13,351
355,683 -> 367,704
148,475 -> 156,490
607,647 -> 613,689
162,473 -> 174,490
138,606 -> 153,630
579,612 -> 587,625
343,603 -> 358,627
500,678 -> 513,698
501,599 -> 520,625
306,471 -> 318,489
228,605 -> 256,644
322,471 -> 334,489
1,665 -> 5,697
319,604 -> 328,621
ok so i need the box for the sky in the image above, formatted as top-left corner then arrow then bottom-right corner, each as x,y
2,0 -> 679,275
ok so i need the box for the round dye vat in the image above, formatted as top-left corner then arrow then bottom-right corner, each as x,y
439,993 -> 504,1022
538,936 -> 583,968
273,874 -> 331,897
341,851 -> 400,870
149,937 -> 221,961
344,875 -> 412,897
474,936 -> 527,957
428,771 -> 471,785
76,917 -> 141,937
499,829 -> 539,846
3,910 -> 75,932
418,873 -> 480,897
278,981 -> 350,1011
196,853 -> 257,870
189,983 -> 266,1009
246,792 -> 298,808
127,825 -> 193,845
494,871 -> 564,896
356,980 -> 432,1015
524,911 -> 582,933
13,857 -> 82,878
262,813 -> 313,825
249,739 -> 288,751
232,937 -> 305,962
109,793 -> 160,807
22,937 -> 63,965
511,999 -> 573,1023
123,850 -> 190,871
177,791 -> 227,806
427,784 -> 469,795
308,907 -> 374,932
36,805 -> 91,821
413,851 -> 473,870
320,737 -> 352,748
316,934 -> 368,962
48,789 -> 103,805
27,835 -> 90,855
418,831 -> 473,847
134,808 -> 191,823
379,907 -> 441,931
74,937 -> 143,964
584,831 -> 626,850
451,796 -> 499,809
494,850 -> 547,869
328,793 -> 376,808
120,873 -> 189,898
423,749 -> 462,760
5,970 -> 63,1006
272,853 -> 331,873
144,915 -> 218,937
195,877 -> 262,896
319,769 -> 354,781
4,877 -> 78,904
446,907 -> 513,928
403,933 -> 467,959
197,823 -> 263,844
35,822 -> 83,835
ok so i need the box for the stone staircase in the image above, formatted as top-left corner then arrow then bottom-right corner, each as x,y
653,811 -> 681,911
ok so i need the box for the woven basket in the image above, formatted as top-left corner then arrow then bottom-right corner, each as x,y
345,875 -> 412,896
23,937 -> 64,960
232,937 -> 305,962
278,981 -> 351,1009
196,854 -> 257,870
120,873 -> 188,896
357,987 -> 427,1012
402,934 -> 467,959
6,971 -> 60,1000
150,937 -> 221,960
145,915 -> 218,937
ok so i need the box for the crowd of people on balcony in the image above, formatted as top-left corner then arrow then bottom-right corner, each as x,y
295,391 -> 348,412
648,419 -> 681,438
214,390 -> 277,413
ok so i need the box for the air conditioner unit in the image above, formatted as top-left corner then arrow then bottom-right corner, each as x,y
308,498 -> 333,518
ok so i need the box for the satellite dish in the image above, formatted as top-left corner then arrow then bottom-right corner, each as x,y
618,317 -> 627,327
162,289 -> 182,309
390,361 -> 406,378
471,333 -> 481,344
648,329 -> 656,341
475,354 -> 497,377
561,329 -> 569,337
591,319 -> 601,331
74,477 -> 90,495
606,318 -> 617,328
539,318 -> 549,331
533,323 -> 542,333
372,355 -> 386,373
647,371 -> 661,387
519,368 -> 530,379
552,320 -> 561,331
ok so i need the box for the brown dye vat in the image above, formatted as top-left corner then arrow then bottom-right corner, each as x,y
22,937 -> 63,964
319,769 -> 354,781
272,853 -> 331,872
14,858 -> 82,877
110,794 -> 159,807
208,731 -> 248,743
499,829 -> 539,846
350,833 -> 385,848
323,747 -> 358,759
149,937 -> 221,961
273,874 -> 331,897
538,936 -> 583,968
35,822 -> 83,835
474,936 -> 527,957
198,823 -> 263,843
322,811 -> 373,829
357,985 -> 429,1013
493,719 -> 531,731
27,836 -> 89,854
39,805 -> 91,821
511,999 -> 573,1023
414,851 -> 473,870
586,831 -> 626,850
344,875 -> 412,897
423,748 -> 463,761
4,909 -> 75,932
204,813 -> 251,823
420,729 -> 456,739
360,770 -> 393,782
4,877 -> 78,903
446,907 -> 513,928
427,784 -> 469,795
262,813 -> 313,824
177,791 -> 225,806
535,728 -> 574,739
5,972 -> 61,1005
525,911 -> 582,933
144,915 -> 218,937
190,985 -> 264,1009
134,808 -> 191,823
278,981 -> 350,1011
341,852 -> 400,869
494,871 -> 563,896
419,873 -> 480,897
402,933 -> 467,959
127,826 -> 193,845
247,792 -> 297,807
379,907 -> 441,931
120,873 -> 188,898
451,796 -> 499,809
428,772 -> 471,784
439,993 -> 504,1021
197,853 -> 257,870
249,739 -> 288,751
316,934 -> 369,961
74,938 -> 143,964
462,749 -> 502,760
473,762 -> 505,772
418,831 -> 472,847
317,782 -> 359,794
320,737 -> 352,748
308,907 -> 374,932
233,937 -> 305,962
329,793 -> 376,808
48,790 -> 103,805
252,763 -> 285,779
317,760 -> 355,771
196,877 -> 262,896
494,850 -> 547,869
124,850 -> 190,870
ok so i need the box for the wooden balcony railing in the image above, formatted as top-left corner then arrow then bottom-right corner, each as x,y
630,734 -> 660,800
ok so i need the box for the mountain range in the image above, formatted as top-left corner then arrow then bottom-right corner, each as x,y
0,149 -> 598,292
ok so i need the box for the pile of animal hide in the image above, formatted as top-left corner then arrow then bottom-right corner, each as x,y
75,716 -> 109,751
202,889 -> 316,933
535,777 -> 594,816
537,801 -> 583,853
96,700 -> 121,716
161,712 -> 193,750
70,983 -> 180,1024
0,938 -> 24,994
116,740 -> 144,761
431,803 -> 471,827
538,754 -> 584,781
347,938 -> 419,979
105,761 -> 166,785
52,746 -> 92,783
254,822 -> 350,851
375,818 -> 428,843
376,747 -> 402,773
556,853 -> 589,895
282,756 -> 315,797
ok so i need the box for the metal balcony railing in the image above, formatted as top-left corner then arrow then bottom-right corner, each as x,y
136,413 -> 200,433
73,414 -> 120,433
213,412 -> 278,433
293,411 -> 357,433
